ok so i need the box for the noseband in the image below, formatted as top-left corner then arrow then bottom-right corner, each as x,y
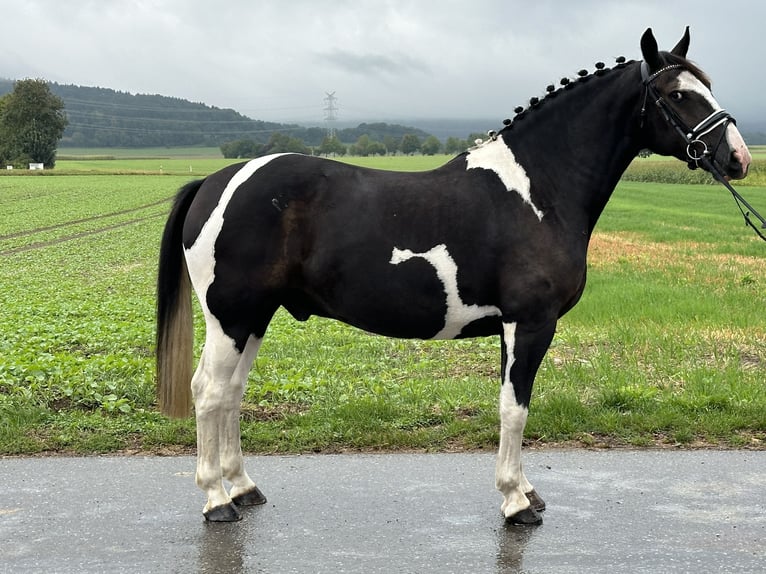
640,62 -> 735,171
640,62 -> 766,241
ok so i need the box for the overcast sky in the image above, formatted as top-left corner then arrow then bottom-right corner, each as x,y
1,0 -> 762,125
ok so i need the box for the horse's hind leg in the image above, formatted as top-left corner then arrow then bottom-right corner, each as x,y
223,336 -> 267,508
192,328 -> 264,522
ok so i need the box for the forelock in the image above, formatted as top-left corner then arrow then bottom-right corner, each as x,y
663,52 -> 711,89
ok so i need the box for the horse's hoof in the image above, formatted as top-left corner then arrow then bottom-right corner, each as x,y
525,489 -> 546,512
204,502 -> 242,522
232,486 -> 267,507
505,507 -> 543,526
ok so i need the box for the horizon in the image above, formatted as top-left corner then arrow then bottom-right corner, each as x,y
1,2 -> 762,129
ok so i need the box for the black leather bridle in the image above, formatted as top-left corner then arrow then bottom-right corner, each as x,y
640,62 -> 735,171
640,62 -> 766,241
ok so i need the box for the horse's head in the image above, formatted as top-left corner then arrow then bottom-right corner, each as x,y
639,27 -> 751,180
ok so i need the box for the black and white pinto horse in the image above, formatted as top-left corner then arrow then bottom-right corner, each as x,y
156,28 -> 750,524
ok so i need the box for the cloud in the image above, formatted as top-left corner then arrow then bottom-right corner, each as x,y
0,0 -> 761,123
319,51 -> 431,77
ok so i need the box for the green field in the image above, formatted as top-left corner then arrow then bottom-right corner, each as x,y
0,152 -> 764,455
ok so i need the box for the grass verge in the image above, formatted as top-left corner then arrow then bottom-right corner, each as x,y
0,165 -> 764,455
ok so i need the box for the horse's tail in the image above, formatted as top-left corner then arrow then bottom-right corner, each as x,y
156,179 -> 203,418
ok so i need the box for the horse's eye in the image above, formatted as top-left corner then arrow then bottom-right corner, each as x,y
669,91 -> 684,102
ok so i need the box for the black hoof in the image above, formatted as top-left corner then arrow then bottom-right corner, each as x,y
506,507 -> 543,526
232,486 -> 267,507
525,489 -> 546,512
204,502 -> 242,522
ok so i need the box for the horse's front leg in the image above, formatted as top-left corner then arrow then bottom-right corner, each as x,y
496,320 -> 555,525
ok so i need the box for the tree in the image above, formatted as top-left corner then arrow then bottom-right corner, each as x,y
445,136 -> 468,155
0,79 -> 68,168
367,141 -> 387,156
316,135 -> 347,157
399,134 -> 421,155
421,135 -> 442,156
220,138 -> 260,158
349,134 -> 371,156
260,132 -> 311,156
383,135 -> 398,155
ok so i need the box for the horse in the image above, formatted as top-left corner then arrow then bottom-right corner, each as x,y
156,27 -> 751,524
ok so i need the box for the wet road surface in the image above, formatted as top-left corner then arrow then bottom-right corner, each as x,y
1,450 -> 764,573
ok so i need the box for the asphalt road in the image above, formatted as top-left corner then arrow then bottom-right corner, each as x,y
1,450 -> 764,573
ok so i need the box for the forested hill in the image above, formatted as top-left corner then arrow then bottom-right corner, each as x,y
0,79 -> 431,148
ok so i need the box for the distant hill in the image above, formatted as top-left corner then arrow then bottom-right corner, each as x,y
0,79 -> 433,148
739,118 -> 766,146
4,78 -> 755,147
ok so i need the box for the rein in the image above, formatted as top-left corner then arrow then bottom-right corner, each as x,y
640,62 -> 766,242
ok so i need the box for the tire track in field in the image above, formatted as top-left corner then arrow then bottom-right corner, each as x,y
0,197 -> 171,241
0,213 -> 166,256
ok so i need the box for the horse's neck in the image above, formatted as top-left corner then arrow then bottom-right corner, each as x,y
504,64 -> 643,232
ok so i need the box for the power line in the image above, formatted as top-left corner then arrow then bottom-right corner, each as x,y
62,121 -> 311,137
63,109 -> 280,125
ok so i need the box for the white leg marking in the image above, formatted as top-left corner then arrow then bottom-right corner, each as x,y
495,322 -> 533,518
193,333 -> 265,513
222,335 -> 262,501
389,244 -> 500,339
465,138 -> 544,220
191,331 -> 243,513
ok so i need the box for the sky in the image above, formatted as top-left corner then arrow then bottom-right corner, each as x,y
1,0 -> 763,126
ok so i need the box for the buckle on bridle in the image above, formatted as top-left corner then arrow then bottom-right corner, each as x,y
686,139 -> 708,169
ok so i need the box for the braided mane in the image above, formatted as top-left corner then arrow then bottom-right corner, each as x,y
483,56 -> 636,141
467,56 -> 638,148
483,51 -> 711,142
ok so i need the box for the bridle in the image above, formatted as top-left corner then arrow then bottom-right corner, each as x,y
640,61 -> 766,241
640,62 -> 734,171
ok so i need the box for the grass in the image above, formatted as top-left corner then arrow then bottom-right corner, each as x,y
0,151 -> 764,455
49,150 -> 455,176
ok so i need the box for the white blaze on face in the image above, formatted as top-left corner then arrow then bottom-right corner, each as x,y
675,71 -> 751,174
389,244 -> 501,339
465,138 -> 544,221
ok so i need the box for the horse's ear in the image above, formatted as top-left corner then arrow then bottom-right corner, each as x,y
671,26 -> 690,58
640,28 -> 662,71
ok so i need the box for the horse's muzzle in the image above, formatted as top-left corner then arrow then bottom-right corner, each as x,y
729,146 -> 752,180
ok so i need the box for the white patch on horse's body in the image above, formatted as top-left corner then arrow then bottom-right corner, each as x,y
465,138 -> 544,221
495,322 -> 535,519
389,244 -> 501,339
185,154 -> 291,309
674,71 -> 751,171
184,155 -> 289,515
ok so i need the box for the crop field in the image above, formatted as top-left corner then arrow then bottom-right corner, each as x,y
0,153 -> 764,455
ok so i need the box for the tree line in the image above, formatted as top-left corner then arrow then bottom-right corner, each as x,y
220,131 -> 490,158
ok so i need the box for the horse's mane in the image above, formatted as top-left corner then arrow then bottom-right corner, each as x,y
478,51 -> 710,144
477,56 -> 636,143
